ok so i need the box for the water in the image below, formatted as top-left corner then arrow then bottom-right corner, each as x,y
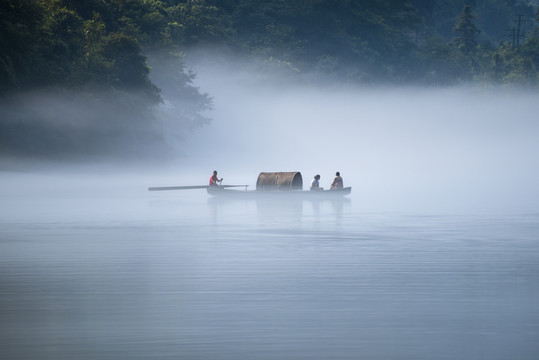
1,175 -> 539,360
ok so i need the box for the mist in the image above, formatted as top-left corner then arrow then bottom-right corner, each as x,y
169,58 -> 539,213
1,55 -> 538,215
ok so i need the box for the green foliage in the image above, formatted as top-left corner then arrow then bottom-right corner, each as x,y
3,0 -> 539,159
215,0 -> 423,82
38,0 -> 86,84
163,0 -> 233,47
452,6 -> 481,55
522,27 -> 539,69
147,50 -> 212,136
0,0 -> 214,158
4,0 -> 539,92
0,0 -> 45,90
477,43 -> 536,85
420,36 -> 470,84
98,33 -> 159,99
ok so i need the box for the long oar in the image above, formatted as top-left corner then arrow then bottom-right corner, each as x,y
148,185 -> 248,191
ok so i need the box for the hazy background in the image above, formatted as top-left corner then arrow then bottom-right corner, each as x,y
164,58 -> 539,214
2,63 -> 539,214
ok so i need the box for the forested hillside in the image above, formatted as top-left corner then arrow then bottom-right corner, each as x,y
1,0 -> 539,159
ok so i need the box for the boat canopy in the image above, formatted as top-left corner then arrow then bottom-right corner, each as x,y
256,172 -> 303,191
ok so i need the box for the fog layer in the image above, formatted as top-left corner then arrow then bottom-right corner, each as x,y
178,63 -> 539,213
1,57 -> 538,214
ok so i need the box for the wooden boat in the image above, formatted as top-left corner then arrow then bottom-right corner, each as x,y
207,172 -> 351,198
149,171 -> 351,199
206,186 -> 351,198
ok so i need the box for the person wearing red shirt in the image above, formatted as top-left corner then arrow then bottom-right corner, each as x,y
209,170 -> 223,187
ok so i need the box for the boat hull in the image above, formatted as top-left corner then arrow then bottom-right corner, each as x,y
207,187 -> 351,199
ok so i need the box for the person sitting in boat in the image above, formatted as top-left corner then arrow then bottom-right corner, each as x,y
330,172 -> 343,190
310,174 -> 323,191
209,170 -> 223,187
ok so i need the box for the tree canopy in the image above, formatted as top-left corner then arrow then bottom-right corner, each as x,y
1,0 -> 539,158
3,0 -> 539,93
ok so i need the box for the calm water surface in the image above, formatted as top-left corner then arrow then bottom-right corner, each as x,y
1,184 -> 538,360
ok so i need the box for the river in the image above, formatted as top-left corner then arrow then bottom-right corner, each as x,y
1,172 -> 538,359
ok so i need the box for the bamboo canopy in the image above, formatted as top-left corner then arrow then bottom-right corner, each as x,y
256,172 -> 303,191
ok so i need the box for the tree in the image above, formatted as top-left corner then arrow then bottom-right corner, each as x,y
419,35 -> 471,84
0,0 -> 217,159
38,0 -> 86,86
99,33 -> 159,99
452,5 -> 481,54
519,8 -> 539,79
163,0 -> 233,47
0,0 -> 45,92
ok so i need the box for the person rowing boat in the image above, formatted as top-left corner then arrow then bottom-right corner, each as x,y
209,170 -> 223,187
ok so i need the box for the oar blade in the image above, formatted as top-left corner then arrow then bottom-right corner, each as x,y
148,185 -> 208,191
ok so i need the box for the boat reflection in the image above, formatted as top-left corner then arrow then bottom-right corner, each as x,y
207,196 -> 351,226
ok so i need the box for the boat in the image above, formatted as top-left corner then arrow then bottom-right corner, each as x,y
149,171 -> 351,199
207,172 -> 351,198
206,186 -> 351,198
